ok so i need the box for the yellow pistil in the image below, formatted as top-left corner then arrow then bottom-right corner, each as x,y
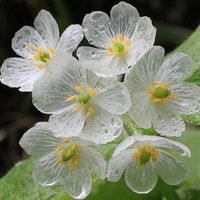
146,81 -> 175,105
27,44 -> 55,69
67,85 -> 97,119
108,34 -> 131,57
133,145 -> 159,165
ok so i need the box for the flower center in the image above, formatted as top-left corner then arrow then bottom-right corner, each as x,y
66,85 -> 97,119
54,140 -> 80,170
28,44 -> 55,69
77,93 -> 91,104
146,81 -> 174,105
134,145 -> 159,165
108,34 -> 131,57
39,51 -> 51,63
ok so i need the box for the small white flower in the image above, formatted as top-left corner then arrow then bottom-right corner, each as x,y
125,46 -> 200,136
32,56 -> 131,144
0,10 -> 83,92
107,134 -> 191,194
19,122 -> 106,199
77,1 -> 156,76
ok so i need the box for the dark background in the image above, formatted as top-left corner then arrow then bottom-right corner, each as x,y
0,0 -> 199,177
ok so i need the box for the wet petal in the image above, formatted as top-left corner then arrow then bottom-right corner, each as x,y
110,1 -> 139,38
19,122 -> 61,157
156,53 -> 192,83
171,82 -> 200,114
94,82 -> 131,115
156,151 -> 187,185
61,165 -> 92,199
12,26 -> 46,59
107,149 -> 132,181
77,46 -> 129,76
125,161 -> 158,194
57,24 -> 83,53
49,106 -> 85,137
34,9 -> 59,48
82,106 -> 123,144
0,57 -> 43,92
33,153 -> 63,186
153,116 -> 185,137
32,56 -> 80,114
83,11 -> 111,48
79,145 -> 107,179
125,46 -> 165,128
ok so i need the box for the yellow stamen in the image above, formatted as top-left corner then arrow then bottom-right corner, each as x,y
87,87 -> 97,97
72,103 -> 83,112
66,95 -> 78,102
146,81 -> 176,105
85,106 -> 94,119
71,155 -> 80,170
108,34 -> 131,57
75,85 -> 84,92
118,34 -> 124,42
133,145 -> 159,165
125,38 -> 131,46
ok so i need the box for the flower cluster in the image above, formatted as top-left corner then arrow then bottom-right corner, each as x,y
1,2 -> 199,199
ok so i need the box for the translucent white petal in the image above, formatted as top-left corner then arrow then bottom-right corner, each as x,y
132,17 -> 156,47
61,165 -> 92,199
156,151 -> 187,185
19,122 -> 61,157
33,153 -> 63,186
128,135 -> 191,157
112,136 -> 136,157
34,9 -> 59,48
170,82 -> 200,114
79,145 -> 107,179
83,11 -> 111,48
110,1 -> 139,38
125,161 -> 158,194
57,24 -> 83,53
125,46 -> 165,86
94,82 -> 131,115
107,149 -> 133,182
49,106 -> 85,137
156,53 -> 192,83
77,46 -> 128,76
12,26 -> 46,59
32,56 -> 80,114
125,46 -> 165,128
126,17 -> 156,67
0,57 -> 43,92
82,106 -> 123,144
153,116 -> 185,137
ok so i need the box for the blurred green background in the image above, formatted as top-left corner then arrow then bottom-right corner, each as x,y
0,0 -> 200,199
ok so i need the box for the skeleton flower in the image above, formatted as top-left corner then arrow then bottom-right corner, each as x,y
107,134 -> 191,194
125,46 -> 200,136
19,122 -> 106,199
0,10 -> 83,91
32,55 -> 131,144
77,1 -> 156,76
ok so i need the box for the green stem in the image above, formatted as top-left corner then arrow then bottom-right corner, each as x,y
121,113 -> 139,135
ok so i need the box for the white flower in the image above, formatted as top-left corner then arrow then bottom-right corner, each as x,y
125,46 -> 200,136
0,10 -> 83,92
77,1 -> 156,76
32,56 -> 131,144
19,122 -> 106,199
107,134 -> 191,194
